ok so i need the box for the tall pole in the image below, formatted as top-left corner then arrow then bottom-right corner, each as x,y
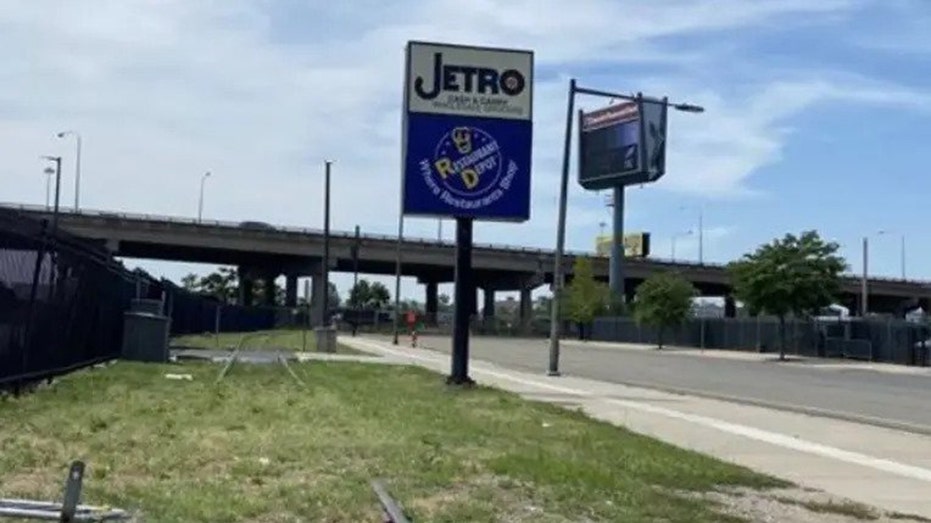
861,236 -> 869,317
322,160 -> 332,326
41,156 -> 62,237
900,234 -> 906,280
392,208 -> 404,345
698,207 -> 704,264
353,225 -> 360,289
198,171 -> 210,222
45,170 -> 52,210
548,78 -> 576,377
56,131 -> 82,210
438,219 -> 443,242
608,185 -> 625,298
74,134 -> 82,210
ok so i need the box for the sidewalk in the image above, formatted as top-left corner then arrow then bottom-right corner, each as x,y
342,336 -> 931,519
562,339 -> 931,376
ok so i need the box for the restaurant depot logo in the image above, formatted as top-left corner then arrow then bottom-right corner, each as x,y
417,125 -> 518,211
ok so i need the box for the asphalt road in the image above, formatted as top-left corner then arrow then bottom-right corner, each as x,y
390,334 -> 931,434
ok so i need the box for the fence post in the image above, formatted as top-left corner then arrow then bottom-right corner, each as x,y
756,315 -> 762,351
214,304 -> 221,349
699,317 -> 705,350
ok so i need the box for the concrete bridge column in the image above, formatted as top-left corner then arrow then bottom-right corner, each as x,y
237,267 -> 255,307
261,271 -> 279,307
519,287 -> 533,333
483,289 -> 496,319
285,274 -> 298,308
724,295 -> 736,318
425,281 -> 438,325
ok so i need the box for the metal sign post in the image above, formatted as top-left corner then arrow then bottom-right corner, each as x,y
401,41 -> 535,385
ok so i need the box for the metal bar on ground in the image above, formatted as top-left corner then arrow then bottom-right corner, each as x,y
371,480 -> 412,523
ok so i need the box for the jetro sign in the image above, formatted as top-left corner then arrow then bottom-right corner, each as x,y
401,41 -> 534,222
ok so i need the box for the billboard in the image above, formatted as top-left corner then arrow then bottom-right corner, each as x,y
401,41 -> 534,221
578,97 -> 668,190
595,232 -> 651,258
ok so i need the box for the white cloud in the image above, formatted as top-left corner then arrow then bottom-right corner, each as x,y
1,0 -> 921,296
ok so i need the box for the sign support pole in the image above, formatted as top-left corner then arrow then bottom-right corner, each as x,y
547,78 -> 576,377
609,185 -> 625,302
448,217 -> 475,385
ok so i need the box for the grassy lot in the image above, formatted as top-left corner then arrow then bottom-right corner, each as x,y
172,329 -> 363,355
0,360 -> 786,522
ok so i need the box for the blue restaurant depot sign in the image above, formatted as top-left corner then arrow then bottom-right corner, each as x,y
402,41 -> 534,221
578,96 -> 668,190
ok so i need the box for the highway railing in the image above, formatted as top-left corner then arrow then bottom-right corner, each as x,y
2,202 -> 928,285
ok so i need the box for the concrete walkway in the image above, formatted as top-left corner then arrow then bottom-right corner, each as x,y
341,336 -> 931,519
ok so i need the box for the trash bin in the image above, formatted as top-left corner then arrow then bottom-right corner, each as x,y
122,311 -> 171,363
314,326 -> 337,353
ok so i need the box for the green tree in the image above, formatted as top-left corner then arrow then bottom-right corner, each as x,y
633,272 -> 697,350
347,279 -> 391,308
728,230 -> 846,360
563,257 -> 609,339
194,267 -> 238,304
181,273 -> 199,291
438,293 -> 452,312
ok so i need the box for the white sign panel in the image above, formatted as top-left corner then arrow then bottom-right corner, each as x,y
406,42 -> 533,121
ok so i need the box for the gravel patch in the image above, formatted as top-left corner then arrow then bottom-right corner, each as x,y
683,487 -> 931,523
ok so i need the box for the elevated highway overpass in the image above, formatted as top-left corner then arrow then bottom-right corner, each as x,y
6,204 -> 930,320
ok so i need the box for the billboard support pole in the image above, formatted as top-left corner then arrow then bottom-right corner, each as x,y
548,78 -> 576,377
609,185 -> 625,302
448,217 -> 475,385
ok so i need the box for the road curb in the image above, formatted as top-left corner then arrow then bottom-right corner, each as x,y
407,339 -> 931,437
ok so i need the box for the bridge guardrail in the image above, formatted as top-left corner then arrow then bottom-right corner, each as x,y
2,202 -> 928,285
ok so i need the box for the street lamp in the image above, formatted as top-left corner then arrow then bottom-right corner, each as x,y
43,167 -> 54,210
56,130 -> 82,211
322,160 -> 333,327
877,230 -> 906,280
861,229 -> 907,316
198,171 -> 211,222
40,156 -> 62,236
679,205 -> 704,264
671,230 -> 693,262
547,78 -> 705,377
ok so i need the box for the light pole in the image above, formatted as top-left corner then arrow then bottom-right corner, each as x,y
671,230 -> 693,262
679,205 -> 704,264
56,131 -> 82,210
547,79 -> 704,377
40,156 -> 62,236
198,171 -> 211,223
877,230 -> 906,280
861,236 -> 869,317
322,160 -> 332,326
44,167 -> 54,210
437,219 -> 443,242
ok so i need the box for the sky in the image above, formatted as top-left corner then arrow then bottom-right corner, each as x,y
2,0 -> 930,303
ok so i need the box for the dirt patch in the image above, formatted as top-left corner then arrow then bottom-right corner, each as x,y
684,486 -> 930,522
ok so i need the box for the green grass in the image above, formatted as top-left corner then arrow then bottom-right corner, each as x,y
0,361 -> 786,522
172,329 -> 364,355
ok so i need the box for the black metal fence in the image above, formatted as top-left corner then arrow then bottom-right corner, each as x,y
157,281 -> 278,336
0,209 -> 148,392
590,316 -> 931,365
